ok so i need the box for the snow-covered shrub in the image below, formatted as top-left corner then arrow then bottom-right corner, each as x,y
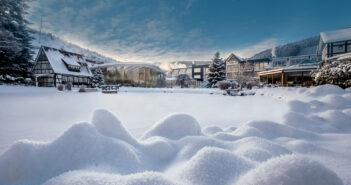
217,81 -> 238,90
78,87 -> 86,92
176,74 -> 190,88
217,81 -> 231,90
57,84 -> 64,91
65,82 -> 72,91
246,83 -> 252,90
312,60 -> 351,89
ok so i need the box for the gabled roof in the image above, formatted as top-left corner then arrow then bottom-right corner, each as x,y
225,53 -> 243,62
320,27 -> 351,43
39,46 -> 93,77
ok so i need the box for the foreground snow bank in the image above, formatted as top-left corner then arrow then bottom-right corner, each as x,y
236,154 -> 343,185
0,85 -> 350,185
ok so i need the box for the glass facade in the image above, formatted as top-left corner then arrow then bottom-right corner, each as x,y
100,65 -> 166,87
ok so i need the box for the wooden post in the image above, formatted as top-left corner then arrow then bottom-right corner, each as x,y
259,75 -> 261,82
266,75 -> 268,84
281,72 -> 285,87
272,74 -> 274,84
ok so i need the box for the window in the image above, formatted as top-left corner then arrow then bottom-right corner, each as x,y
227,59 -> 238,64
254,63 -> 261,70
194,68 -> 201,73
194,75 -> 201,79
227,65 -> 238,71
226,72 -> 237,79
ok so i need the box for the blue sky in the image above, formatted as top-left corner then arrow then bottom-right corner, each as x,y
28,0 -> 351,62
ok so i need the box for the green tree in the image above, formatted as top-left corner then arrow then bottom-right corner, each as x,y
207,52 -> 225,88
0,0 -> 33,83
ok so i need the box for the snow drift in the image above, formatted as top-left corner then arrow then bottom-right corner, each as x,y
0,85 -> 350,185
236,155 -> 343,185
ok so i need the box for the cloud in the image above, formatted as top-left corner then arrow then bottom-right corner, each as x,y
186,0 -> 199,9
229,38 -> 278,58
26,0 -> 277,63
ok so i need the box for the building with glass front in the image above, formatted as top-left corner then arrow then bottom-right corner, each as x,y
96,63 -> 166,87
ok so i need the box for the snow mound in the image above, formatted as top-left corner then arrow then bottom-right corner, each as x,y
320,94 -> 351,110
141,113 -> 202,140
285,140 -> 330,154
234,121 -> 317,139
231,125 -> 264,138
284,112 -> 337,133
44,171 -> 179,185
141,137 -> 176,162
319,110 -> 351,131
303,84 -> 345,97
288,100 -> 311,113
236,154 -> 343,185
232,137 -> 291,162
176,136 -> 227,160
202,125 -> 223,135
178,147 -> 254,185
92,109 -> 138,146
0,123 -> 140,185
213,132 -> 239,141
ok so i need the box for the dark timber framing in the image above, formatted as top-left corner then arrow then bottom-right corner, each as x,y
32,46 -> 93,87
327,40 -> 351,58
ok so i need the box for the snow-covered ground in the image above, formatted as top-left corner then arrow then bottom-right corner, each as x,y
0,85 -> 350,185
0,86 -> 285,154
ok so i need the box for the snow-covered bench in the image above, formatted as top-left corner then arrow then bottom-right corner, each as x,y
101,85 -> 119,93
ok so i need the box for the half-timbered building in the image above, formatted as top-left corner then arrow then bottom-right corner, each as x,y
32,46 -> 93,87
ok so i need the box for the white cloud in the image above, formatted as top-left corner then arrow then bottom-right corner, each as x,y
26,0 -> 277,63
227,38 -> 278,58
186,0 -> 199,9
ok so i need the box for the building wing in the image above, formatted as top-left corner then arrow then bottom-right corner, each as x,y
320,27 -> 351,43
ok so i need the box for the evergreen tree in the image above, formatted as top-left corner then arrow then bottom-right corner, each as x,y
207,52 -> 225,88
0,0 -> 33,83
91,67 -> 105,88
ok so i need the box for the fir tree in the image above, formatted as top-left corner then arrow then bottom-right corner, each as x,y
91,67 -> 105,88
0,0 -> 33,83
207,52 -> 225,88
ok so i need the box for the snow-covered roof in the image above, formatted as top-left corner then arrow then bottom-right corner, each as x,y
320,27 -> 351,43
226,53 -> 243,62
41,46 -> 93,77
326,52 -> 351,61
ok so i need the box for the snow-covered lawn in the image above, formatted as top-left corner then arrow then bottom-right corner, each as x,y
0,86 -> 286,154
0,85 -> 350,185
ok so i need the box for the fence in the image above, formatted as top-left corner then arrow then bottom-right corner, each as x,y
166,80 -> 203,88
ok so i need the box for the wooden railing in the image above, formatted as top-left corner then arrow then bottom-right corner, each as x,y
101,85 -> 119,93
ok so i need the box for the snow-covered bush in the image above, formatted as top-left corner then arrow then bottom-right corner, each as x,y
65,82 -> 72,91
217,81 -> 238,90
312,60 -> 351,89
57,84 -> 64,91
176,74 -> 190,88
78,87 -> 86,92
217,81 -> 231,90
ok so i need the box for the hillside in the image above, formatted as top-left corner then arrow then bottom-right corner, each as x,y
30,29 -> 117,64
250,36 -> 320,60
